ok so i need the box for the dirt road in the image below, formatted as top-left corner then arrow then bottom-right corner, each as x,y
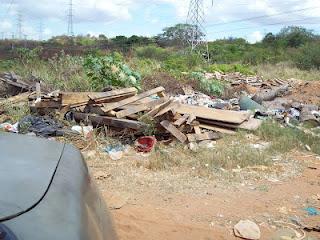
86,151 -> 320,240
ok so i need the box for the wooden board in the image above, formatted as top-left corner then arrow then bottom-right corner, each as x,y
101,87 -> 165,113
173,114 -> 189,127
139,99 -> 172,120
176,104 -> 251,124
0,77 -> 35,91
115,97 -> 167,119
187,132 -> 221,142
61,88 -> 137,106
160,120 -> 187,143
199,124 -> 236,135
194,125 -> 202,134
153,101 -> 177,118
186,114 -> 196,125
73,112 -> 146,130
0,92 -> 31,106
198,118 -> 262,131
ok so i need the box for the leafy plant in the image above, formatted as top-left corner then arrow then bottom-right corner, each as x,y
190,72 -> 224,96
83,53 -> 141,90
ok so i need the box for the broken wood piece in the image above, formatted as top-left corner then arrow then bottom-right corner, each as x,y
139,99 -> 172,120
194,125 -> 202,134
153,100 -> 176,118
186,114 -> 196,125
198,118 -> 262,131
73,112 -> 146,130
0,76 -> 35,91
0,92 -> 31,106
199,124 -> 236,135
115,97 -> 167,119
176,104 -> 250,124
187,131 -> 221,142
160,120 -> 187,143
101,87 -> 165,113
173,114 -> 189,127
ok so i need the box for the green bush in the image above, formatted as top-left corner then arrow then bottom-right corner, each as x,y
0,60 -> 15,71
163,53 -> 204,72
83,53 -> 141,90
206,64 -> 254,75
294,42 -> 320,70
135,45 -> 170,61
190,72 -> 224,96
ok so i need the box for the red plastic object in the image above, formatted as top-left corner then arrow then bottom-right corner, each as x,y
136,136 -> 157,153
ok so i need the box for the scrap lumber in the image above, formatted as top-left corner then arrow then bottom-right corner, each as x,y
198,118 -> 262,131
160,120 -> 187,143
173,114 -> 189,127
0,76 -> 35,91
139,99 -> 172,120
187,131 -> 221,142
153,100 -> 176,118
73,112 -> 146,130
193,125 -> 202,134
61,88 -> 137,107
0,92 -> 31,106
186,114 -> 196,125
101,87 -> 165,113
115,97 -> 167,119
199,124 -> 236,135
176,104 -> 250,124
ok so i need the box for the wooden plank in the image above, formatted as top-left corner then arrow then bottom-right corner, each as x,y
186,114 -> 196,125
115,98 -> 167,119
0,77 -> 35,91
153,101 -> 177,118
139,100 -> 172,120
199,124 -> 236,135
0,92 -> 31,106
187,132 -> 221,142
173,114 -> 189,127
61,88 -> 137,106
160,120 -> 187,143
176,104 -> 251,124
194,125 -> 202,134
101,87 -> 165,113
198,118 -> 262,131
88,87 -> 137,101
73,112 -> 146,130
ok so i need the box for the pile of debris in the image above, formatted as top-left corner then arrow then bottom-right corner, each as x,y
26,86 -> 261,143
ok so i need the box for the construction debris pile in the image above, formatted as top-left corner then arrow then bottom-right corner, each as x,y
1,72 -> 319,145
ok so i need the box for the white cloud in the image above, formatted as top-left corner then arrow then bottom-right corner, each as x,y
248,31 -> 263,43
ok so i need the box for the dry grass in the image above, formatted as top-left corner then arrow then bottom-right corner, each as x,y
253,62 -> 320,81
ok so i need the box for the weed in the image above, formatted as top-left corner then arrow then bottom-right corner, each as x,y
206,64 -> 255,75
1,102 -> 30,122
256,121 -> 320,155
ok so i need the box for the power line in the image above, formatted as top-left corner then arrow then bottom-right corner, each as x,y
67,0 -> 74,36
206,6 -> 320,28
16,11 -> 22,39
207,17 -> 320,35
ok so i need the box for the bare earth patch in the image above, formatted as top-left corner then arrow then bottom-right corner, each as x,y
84,146 -> 320,240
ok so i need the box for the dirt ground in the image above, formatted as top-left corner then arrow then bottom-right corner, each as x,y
84,148 -> 320,240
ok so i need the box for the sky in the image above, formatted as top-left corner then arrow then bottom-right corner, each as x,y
0,0 -> 320,43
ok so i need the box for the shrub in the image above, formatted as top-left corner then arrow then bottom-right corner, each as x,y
163,53 -> 204,72
135,45 -> 169,61
83,53 -> 141,90
206,64 -> 254,75
190,72 -> 224,96
294,42 -> 320,70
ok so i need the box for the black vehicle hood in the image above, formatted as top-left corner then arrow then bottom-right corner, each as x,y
0,133 -> 65,221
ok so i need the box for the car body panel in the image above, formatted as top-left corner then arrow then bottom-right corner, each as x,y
0,133 -> 117,240
0,133 -> 64,221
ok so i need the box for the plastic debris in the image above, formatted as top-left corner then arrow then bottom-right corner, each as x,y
135,136 -> 157,153
0,122 -> 19,133
234,220 -> 261,240
18,115 -> 64,137
105,144 -> 129,161
71,125 -> 93,138
304,207 -> 320,216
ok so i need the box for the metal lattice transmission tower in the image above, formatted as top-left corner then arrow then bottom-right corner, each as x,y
67,0 -> 74,36
186,0 -> 209,59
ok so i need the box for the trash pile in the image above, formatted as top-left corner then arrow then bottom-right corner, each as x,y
1,72 -> 319,146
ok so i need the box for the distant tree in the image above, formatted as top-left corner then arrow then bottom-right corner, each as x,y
277,26 -> 315,48
262,32 -> 276,45
156,23 -> 201,47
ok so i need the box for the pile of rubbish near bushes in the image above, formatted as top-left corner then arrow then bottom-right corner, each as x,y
1,72 -> 320,150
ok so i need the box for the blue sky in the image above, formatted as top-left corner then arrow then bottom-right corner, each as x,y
0,0 -> 320,43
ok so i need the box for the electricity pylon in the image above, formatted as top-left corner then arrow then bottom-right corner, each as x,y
186,0 -> 210,60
